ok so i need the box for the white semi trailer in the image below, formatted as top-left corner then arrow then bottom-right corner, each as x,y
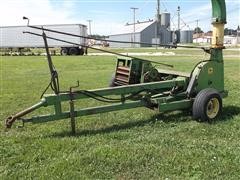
0,24 -> 87,55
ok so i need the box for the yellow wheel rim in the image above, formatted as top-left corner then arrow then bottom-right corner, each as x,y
206,98 -> 220,119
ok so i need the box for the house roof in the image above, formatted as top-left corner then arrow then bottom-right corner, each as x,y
109,21 -> 154,36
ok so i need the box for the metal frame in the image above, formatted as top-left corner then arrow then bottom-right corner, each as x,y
5,0 -> 227,134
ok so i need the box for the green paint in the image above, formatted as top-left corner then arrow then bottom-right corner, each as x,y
159,100 -> 192,112
211,0 -> 226,23
44,78 -> 186,105
23,78 -> 186,124
190,61 -> 224,93
6,0 -> 228,130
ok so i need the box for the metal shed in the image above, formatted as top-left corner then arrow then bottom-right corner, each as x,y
180,30 -> 193,43
107,21 -> 172,48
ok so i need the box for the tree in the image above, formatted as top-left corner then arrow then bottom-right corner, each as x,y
224,28 -> 229,35
194,27 -> 203,34
224,28 -> 237,35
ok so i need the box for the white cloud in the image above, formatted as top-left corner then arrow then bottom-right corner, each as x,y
0,0 -> 77,26
170,2 -> 239,31
0,0 -> 238,35
182,4 -> 211,19
0,0 -> 126,35
92,21 -> 126,35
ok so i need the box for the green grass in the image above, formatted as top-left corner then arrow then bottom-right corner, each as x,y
0,50 -> 240,179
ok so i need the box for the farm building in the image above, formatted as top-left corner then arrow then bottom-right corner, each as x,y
179,30 -> 193,44
193,33 -> 240,46
107,11 -> 194,48
224,35 -> 240,46
107,12 -> 173,48
193,36 -> 212,44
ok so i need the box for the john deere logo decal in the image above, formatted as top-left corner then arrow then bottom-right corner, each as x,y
208,67 -> 214,74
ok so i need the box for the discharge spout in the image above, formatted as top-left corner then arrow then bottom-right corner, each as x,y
211,0 -> 226,48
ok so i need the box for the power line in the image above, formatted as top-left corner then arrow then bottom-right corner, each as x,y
183,7 -> 239,25
136,0 -> 152,16
160,1 -> 166,11
170,12 -> 177,30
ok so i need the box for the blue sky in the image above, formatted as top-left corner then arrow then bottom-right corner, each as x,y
0,0 -> 239,35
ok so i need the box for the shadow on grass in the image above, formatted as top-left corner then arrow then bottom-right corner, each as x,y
215,105 -> 240,122
48,105 -> 240,138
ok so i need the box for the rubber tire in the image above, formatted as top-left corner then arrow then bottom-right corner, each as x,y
69,47 -> 79,55
79,48 -> 84,55
192,88 -> 222,122
61,48 -> 68,55
109,73 -> 116,87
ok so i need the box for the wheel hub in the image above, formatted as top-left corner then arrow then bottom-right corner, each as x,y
206,97 -> 220,119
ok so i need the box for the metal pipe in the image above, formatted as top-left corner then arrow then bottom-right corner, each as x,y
5,99 -> 46,128
211,0 -> 226,48
42,32 -> 59,94
23,31 -> 174,68
25,24 -> 205,49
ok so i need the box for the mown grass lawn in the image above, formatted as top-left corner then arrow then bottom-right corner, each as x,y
0,49 -> 240,179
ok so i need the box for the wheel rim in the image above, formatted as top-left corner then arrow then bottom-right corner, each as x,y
206,97 -> 220,119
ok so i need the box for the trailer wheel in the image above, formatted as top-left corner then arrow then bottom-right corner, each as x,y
192,88 -> 222,122
69,47 -> 79,55
79,48 -> 84,55
109,73 -> 116,87
61,48 -> 68,55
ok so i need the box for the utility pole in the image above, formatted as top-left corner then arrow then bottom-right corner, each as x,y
131,7 -> 138,47
157,0 -> 160,21
196,19 -> 199,33
196,19 -> 199,43
177,6 -> 180,31
237,26 -> 240,44
175,6 -> 181,44
87,20 -> 92,35
155,0 -> 160,49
